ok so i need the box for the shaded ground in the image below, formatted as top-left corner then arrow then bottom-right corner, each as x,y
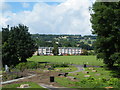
2,70 -> 62,87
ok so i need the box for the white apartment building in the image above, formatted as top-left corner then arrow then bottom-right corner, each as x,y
38,47 -> 82,55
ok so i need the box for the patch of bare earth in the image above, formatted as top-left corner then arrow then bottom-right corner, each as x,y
3,69 -> 62,87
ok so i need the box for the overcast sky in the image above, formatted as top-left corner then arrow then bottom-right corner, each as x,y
0,0 -> 95,35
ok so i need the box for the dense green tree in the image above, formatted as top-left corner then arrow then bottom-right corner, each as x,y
91,2 -> 120,67
2,24 -> 37,66
2,26 -> 19,66
2,25 -> 9,43
79,42 -> 93,50
81,49 -> 88,55
52,44 -> 59,55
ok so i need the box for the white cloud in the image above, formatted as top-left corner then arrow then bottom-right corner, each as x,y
0,0 -> 12,29
1,0 -> 92,35
0,0 -> 11,11
22,2 -> 30,8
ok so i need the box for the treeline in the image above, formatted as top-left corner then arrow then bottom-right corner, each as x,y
32,34 -> 96,50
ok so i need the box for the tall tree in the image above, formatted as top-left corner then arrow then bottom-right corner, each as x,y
91,2 -> 120,67
2,24 -> 37,66
2,26 -> 19,66
52,43 -> 59,56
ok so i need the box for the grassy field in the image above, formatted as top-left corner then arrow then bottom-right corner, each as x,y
28,55 -> 104,66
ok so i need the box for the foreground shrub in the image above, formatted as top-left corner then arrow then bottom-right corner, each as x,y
15,62 -> 42,71
107,78 -> 119,86
51,63 -> 69,68
15,63 -> 26,72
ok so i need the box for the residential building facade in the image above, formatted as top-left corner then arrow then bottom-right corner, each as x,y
38,47 -> 82,55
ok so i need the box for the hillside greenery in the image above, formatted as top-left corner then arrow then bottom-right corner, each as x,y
32,34 -> 96,50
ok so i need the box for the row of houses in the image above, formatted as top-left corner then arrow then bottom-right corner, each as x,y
37,47 -> 82,55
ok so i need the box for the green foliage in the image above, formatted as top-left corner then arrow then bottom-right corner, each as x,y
51,63 -> 69,68
56,66 -> 120,88
107,78 -> 119,86
88,50 -> 95,55
81,49 -> 88,55
2,24 -> 37,66
32,34 -> 96,49
52,44 -> 59,55
79,42 -> 94,50
101,77 -> 107,83
15,62 -> 41,71
15,63 -> 27,72
91,2 -> 120,67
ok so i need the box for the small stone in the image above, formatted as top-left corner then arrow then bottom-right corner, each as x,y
73,73 -> 79,75
105,87 -> 113,89
84,71 -> 89,74
65,68 -> 70,70
84,75 -> 91,77
55,69 -> 60,71
19,84 -> 30,88
66,76 -> 76,80
88,67 -> 94,70
43,70 -> 49,72
92,70 -> 97,72
95,73 -> 101,76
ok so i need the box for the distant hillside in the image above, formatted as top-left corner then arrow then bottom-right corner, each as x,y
32,34 -> 96,50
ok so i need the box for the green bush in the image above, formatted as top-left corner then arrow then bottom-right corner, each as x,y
51,63 -> 69,68
87,77 -> 95,82
81,79 -> 87,84
101,77 -> 107,83
107,78 -> 119,85
15,63 -> 27,71
15,62 -> 42,71
26,62 -> 38,69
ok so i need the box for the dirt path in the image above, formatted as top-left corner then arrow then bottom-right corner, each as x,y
1,74 -> 36,84
69,64 -> 84,73
39,83 -> 78,90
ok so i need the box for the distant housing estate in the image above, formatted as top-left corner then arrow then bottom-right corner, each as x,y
38,47 -> 82,55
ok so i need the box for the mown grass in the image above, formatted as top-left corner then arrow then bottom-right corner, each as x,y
55,67 -> 120,88
28,56 -> 104,66
0,70 -> 2,74
68,67 -> 112,80
2,82 -> 44,88
54,66 -> 78,73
